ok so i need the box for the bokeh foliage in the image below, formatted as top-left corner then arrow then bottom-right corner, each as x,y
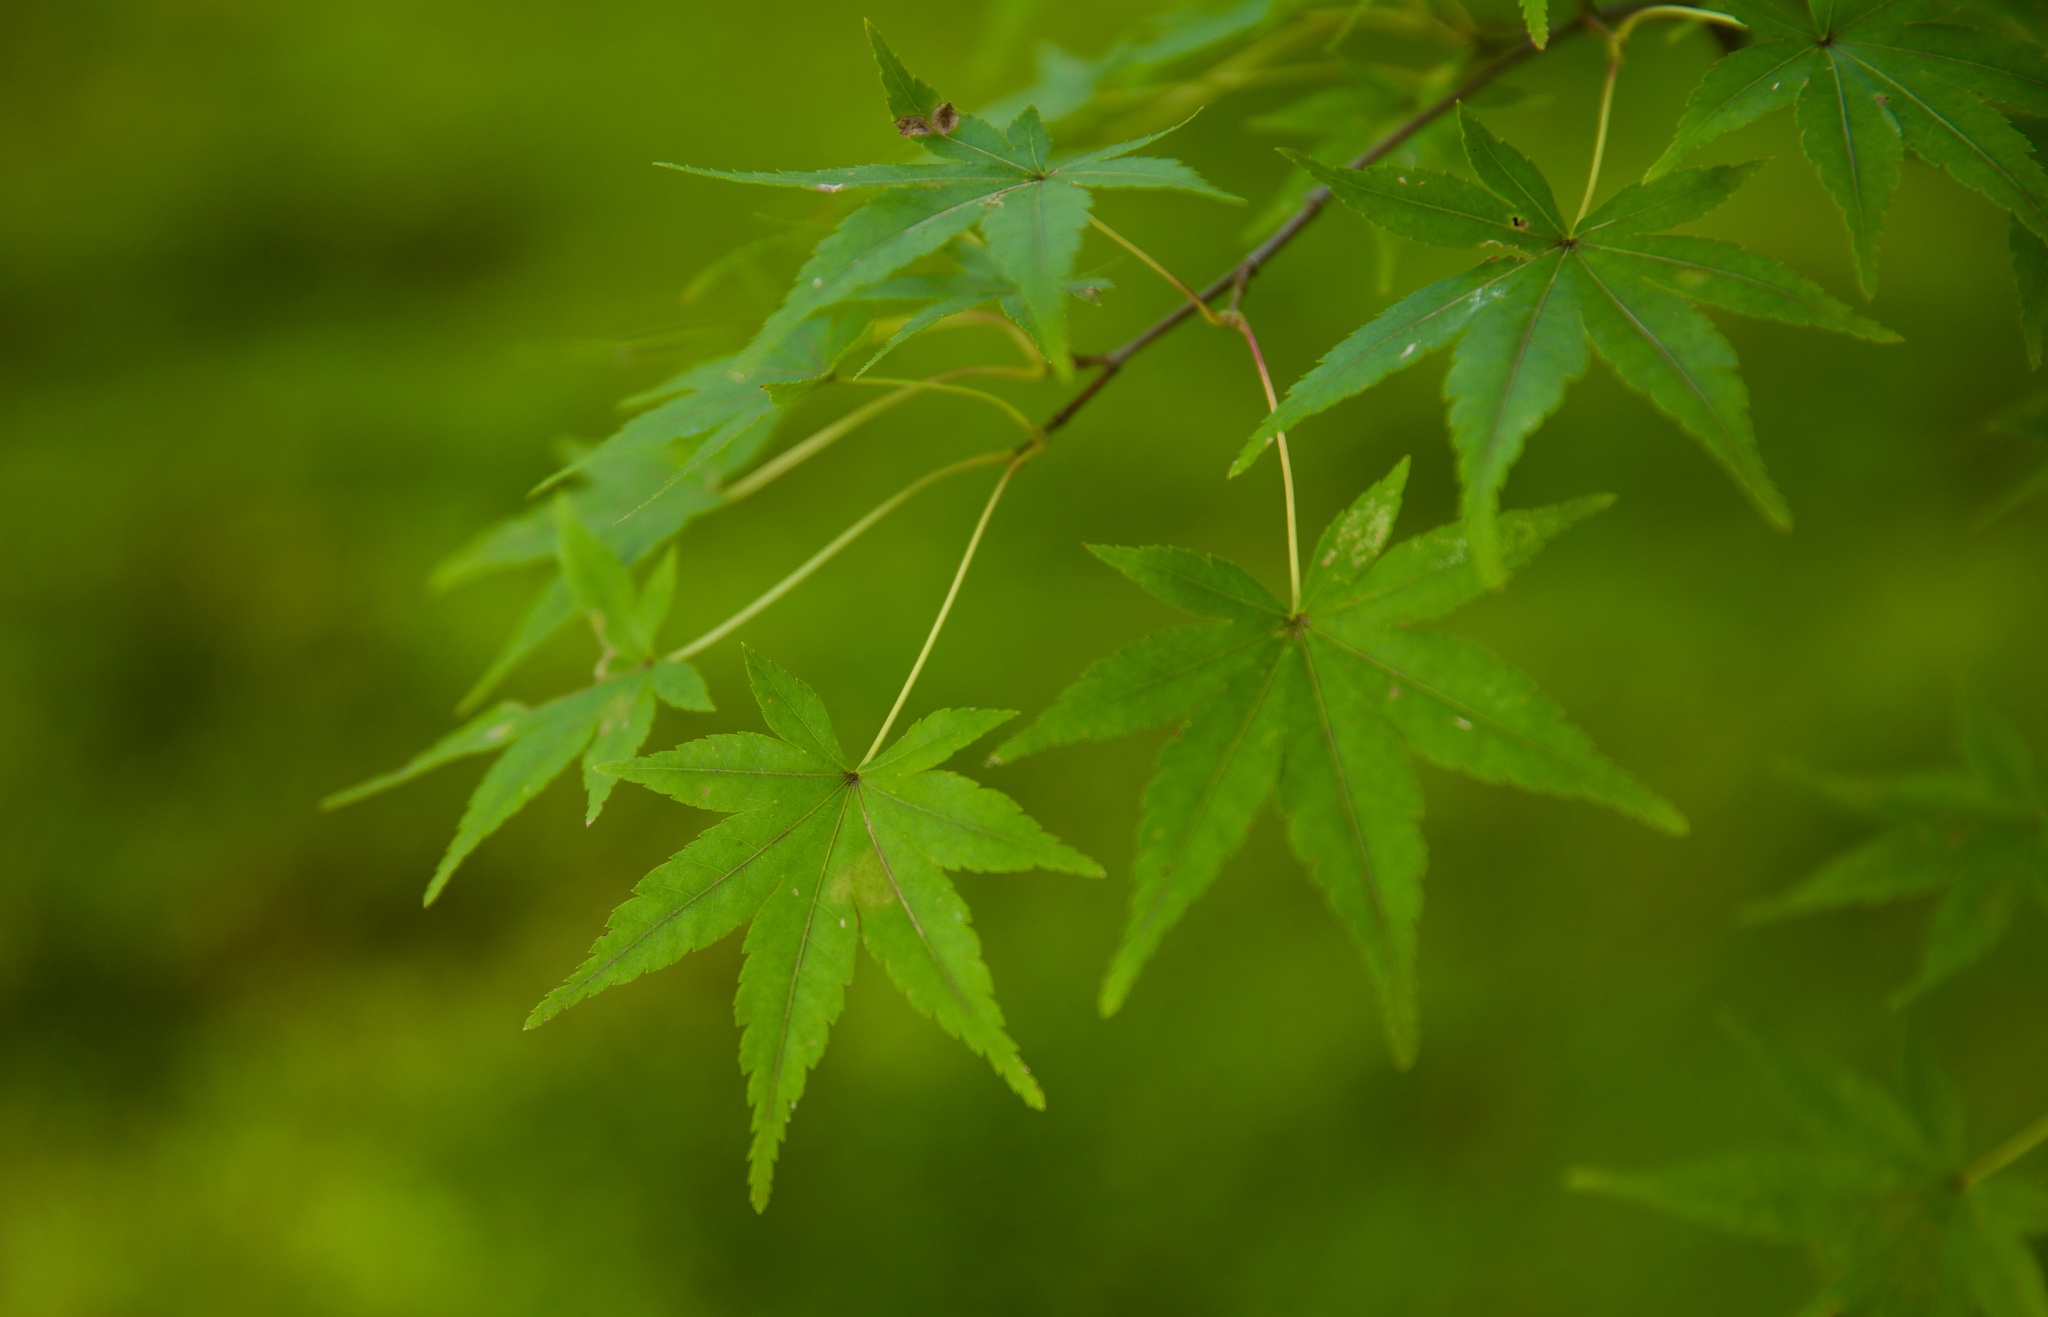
3,0 -> 2047,1311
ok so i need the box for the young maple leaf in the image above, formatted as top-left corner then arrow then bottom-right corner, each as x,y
1654,0 -> 2048,302
1574,1032 -> 2048,1316
527,649 -> 1101,1211
1748,698 -> 2046,1005
1233,105 -> 1898,587
665,23 -> 1238,380
991,459 -> 1684,1065
325,500 -> 713,903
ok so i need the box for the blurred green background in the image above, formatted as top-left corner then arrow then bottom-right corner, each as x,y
5,1 -> 2047,1311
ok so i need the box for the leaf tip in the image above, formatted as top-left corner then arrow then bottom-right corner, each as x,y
1228,433 -> 1273,478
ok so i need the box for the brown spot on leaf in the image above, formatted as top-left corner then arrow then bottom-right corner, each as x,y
895,102 -> 958,138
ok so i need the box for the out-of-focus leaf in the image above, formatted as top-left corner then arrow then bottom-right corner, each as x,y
1753,701 -> 2047,1003
1578,1040 -> 2048,1315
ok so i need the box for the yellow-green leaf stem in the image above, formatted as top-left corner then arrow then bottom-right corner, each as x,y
1575,8 -> 1749,229
669,450 -> 1014,663
843,375 -> 1043,444
723,366 -> 1039,507
862,454 -> 1028,766
1230,313 -> 1302,612
1071,216 -> 1303,609
1087,215 -> 1228,328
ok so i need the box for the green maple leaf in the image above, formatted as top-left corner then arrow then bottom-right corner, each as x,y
1234,105 -> 1898,586
324,500 -> 714,903
1574,1032 -> 2048,1316
1520,0 -> 1551,49
1653,0 -> 2048,298
991,459 -> 1684,1064
1748,698 -> 2047,1004
666,24 -> 1237,379
527,649 -> 1101,1210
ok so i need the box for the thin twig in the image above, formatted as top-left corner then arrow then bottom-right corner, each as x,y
682,3 -> 1657,726
1036,2 -> 1654,440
